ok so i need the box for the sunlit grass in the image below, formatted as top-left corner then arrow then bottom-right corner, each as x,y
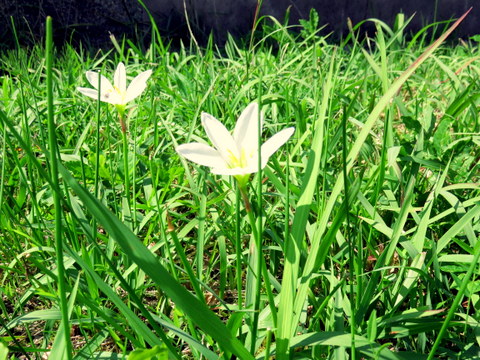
0,9 -> 479,359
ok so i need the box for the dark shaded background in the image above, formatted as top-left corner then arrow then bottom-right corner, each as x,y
0,0 -> 478,49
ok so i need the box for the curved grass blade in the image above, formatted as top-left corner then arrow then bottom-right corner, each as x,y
57,162 -> 254,360
290,331 -> 425,360
45,16 -> 72,359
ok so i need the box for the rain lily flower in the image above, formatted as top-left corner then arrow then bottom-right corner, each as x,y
77,62 -> 152,111
176,102 -> 294,187
77,62 -> 152,132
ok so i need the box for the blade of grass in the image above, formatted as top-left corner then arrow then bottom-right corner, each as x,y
49,275 -> 80,359
290,331 -> 426,360
276,47 -> 337,359
56,163 -> 255,360
45,16 -> 73,359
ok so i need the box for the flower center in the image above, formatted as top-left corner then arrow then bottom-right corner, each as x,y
102,86 -> 125,104
113,85 -> 125,100
226,148 -> 252,169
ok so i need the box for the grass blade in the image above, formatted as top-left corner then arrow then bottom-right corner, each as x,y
56,163 -> 254,360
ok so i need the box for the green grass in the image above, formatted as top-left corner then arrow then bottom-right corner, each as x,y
1,8 -> 479,360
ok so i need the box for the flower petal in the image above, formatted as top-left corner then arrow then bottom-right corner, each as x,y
76,87 -> 100,101
211,165 -> 257,176
176,143 -> 225,168
100,91 -> 123,105
85,71 -> 114,92
233,102 -> 263,154
260,127 -> 295,168
125,69 -> 152,103
114,62 -> 127,94
201,112 -> 239,161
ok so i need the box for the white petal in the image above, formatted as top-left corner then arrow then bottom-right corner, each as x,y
124,69 -> 152,103
77,87 -> 100,100
211,166 -> 257,176
201,112 -> 239,161
233,102 -> 263,154
100,91 -> 123,105
114,62 -> 127,93
176,143 -> 225,168
85,71 -> 114,92
260,127 -> 295,168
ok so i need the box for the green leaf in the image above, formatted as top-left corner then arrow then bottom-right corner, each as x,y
290,331 -> 426,359
470,34 -> 480,42
0,342 -> 8,360
127,345 -> 167,360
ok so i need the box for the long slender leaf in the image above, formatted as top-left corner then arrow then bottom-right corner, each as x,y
57,163 -> 254,360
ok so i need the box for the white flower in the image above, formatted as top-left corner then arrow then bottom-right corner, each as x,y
77,62 -> 152,106
176,102 -> 294,178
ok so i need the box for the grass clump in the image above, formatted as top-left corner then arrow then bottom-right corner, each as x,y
0,8 -> 479,360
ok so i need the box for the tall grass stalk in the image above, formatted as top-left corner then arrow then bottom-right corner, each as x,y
45,16 -> 73,359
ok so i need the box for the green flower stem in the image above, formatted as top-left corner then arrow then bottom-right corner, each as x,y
240,185 -> 261,353
239,185 -> 277,354
119,112 -> 134,288
91,64 -> 102,243
45,16 -> 73,359
118,110 -> 127,134
94,77 -> 102,200
235,187 -> 243,311
132,116 -> 140,229
120,115 -> 131,214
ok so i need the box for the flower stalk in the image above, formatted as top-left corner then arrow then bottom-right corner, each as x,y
176,101 -> 292,352
121,117 -> 131,212
77,62 -> 152,224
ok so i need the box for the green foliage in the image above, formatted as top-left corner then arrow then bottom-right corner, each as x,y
470,34 -> 480,43
127,345 -> 167,360
0,8 -> 479,360
0,342 -> 8,360
299,8 -> 320,39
